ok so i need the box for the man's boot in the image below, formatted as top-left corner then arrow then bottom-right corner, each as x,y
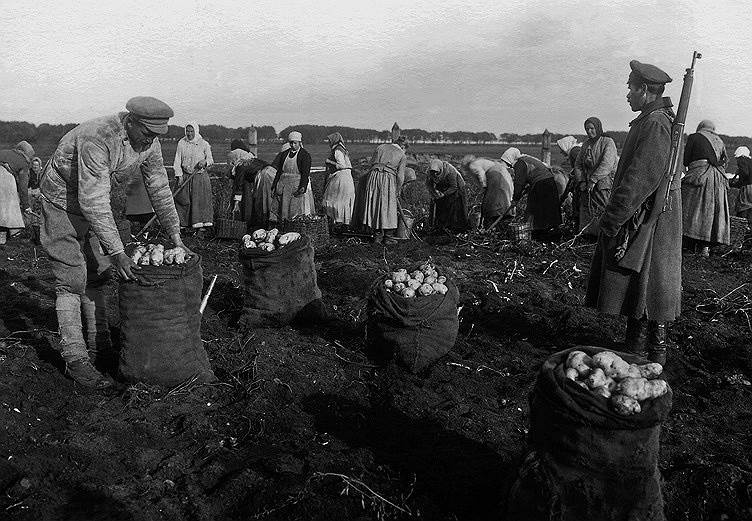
647,322 -> 669,365
81,286 -> 112,370
56,291 -> 113,389
624,316 -> 648,358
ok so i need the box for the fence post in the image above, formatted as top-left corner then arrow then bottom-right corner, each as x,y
247,126 -> 258,156
541,129 -> 551,165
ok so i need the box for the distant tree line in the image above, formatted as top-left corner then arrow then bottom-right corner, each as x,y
2,120 -> 750,151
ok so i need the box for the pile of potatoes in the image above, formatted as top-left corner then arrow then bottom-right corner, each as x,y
566,350 -> 668,416
384,262 -> 449,298
131,244 -> 187,266
241,228 -> 301,252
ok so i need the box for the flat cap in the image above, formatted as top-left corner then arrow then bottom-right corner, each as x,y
125,96 -> 174,135
629,60 -> 672,85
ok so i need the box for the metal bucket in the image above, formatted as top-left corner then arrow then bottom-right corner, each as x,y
396,209 -> 415,240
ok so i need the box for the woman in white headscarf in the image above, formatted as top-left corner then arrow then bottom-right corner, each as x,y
681,119 -> 730,256
271,131 -> 314,220
173,122 -> 214,229
730,146 -> 752,230
502,147 -> 562,238
0,141 -> 34,245
461,155 -> 514,228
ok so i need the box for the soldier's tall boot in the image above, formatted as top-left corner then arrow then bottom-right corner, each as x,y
624,316 -> 648,358
647,322 -> 669,365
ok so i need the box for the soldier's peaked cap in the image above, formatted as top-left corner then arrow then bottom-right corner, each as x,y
629,60 -> 672,85
125,96 -> 174,134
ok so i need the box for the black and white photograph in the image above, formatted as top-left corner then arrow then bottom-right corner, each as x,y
1,1 -> 751,519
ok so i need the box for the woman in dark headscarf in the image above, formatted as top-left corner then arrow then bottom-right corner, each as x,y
427,158 -> 469,233
681,119 -> 730,256
322,132 -> 355,229
573,117 -> 618,238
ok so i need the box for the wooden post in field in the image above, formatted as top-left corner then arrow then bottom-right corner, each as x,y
541,129 -> 551,165
247,126 -> 258,156
392,122 -> 401,143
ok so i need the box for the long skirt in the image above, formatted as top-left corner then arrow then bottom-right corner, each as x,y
362,168 -> 398,230
276,173 -> 314,221
681,165 -> 730,245
252,167 -> 277,225
322,170 -> 355,224
0,165 -> 25,231
527,177 -> 562,231
735,185 -> 752,218
176,170 -> 214,228
579,184 -> 611,237
351,171 -> 372,232
433,188 -> 469,232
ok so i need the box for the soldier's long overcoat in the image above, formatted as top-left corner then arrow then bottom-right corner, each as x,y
586,97 -> 682,322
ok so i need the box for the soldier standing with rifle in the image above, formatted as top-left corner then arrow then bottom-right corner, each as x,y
587,54 -> 700,364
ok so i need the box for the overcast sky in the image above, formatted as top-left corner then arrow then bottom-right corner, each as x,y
1,0 -> 750,136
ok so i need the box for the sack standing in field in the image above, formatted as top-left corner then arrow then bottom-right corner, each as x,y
367,262 -> 459,373
238,229 -> 324,328
507,346 -> 673,521
118,248 -> 216,386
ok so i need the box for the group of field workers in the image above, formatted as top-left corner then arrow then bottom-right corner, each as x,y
1,57 -> 748,390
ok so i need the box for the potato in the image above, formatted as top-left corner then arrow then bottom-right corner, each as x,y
278,232 -> 301,246
611,395 -> 642,415
593,386 -> 611,399
593,351 -> 631,379
163,249 -> 175,265
410,271 -> 425,283
139,251 -> 152,265
265,228 -> 279,244
437,276 -> 447,284
424,276 -> 437,285
174,249 -> 186,264
418,283 -> 434,296
252,229 -> 267,241
401,287 -> 416,298
637,363 -> 663,379
131,245 -> 147,264
565,367 -> 578,381
616,377 -> 668,401
393,282 -> 406,293
432,282 -> 448,295
407,279 -> 422,291
587,368 -> 608,389
151,248 -> 164,266
419,262 -> 434,272
259,242 -> 275,252
566,351 -> 593,377
392,270 -> 408,284
384,279 -> 394,289
626,364 -> 642,379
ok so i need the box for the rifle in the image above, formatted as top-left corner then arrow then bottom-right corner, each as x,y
663,50 -> 702,212
616,51 -> 701,271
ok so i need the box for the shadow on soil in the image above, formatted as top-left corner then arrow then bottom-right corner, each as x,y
303,392 -> 514,520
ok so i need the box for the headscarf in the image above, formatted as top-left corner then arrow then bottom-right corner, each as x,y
584,117 -> 604,142
14,141 -> 35,163
734,146 -> 750,159
288,131 -> 302,142
230,139 -> 251,152
327,132 -> 347,152
556,136 -> 579,155
184,122 -> 201,144
31,156 -> 42,168
429,158 -> 444,173
500,147 -> 522,167
696,120 -> 716,133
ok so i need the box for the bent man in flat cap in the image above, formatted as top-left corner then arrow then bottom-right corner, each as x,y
39,96 -> 193,388
586,60 -> 681,365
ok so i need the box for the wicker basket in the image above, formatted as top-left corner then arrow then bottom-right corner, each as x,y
730,216 -> 749,247
505,222 -> 532,241
282,216 -> 330,249
215,218 -> 248,240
